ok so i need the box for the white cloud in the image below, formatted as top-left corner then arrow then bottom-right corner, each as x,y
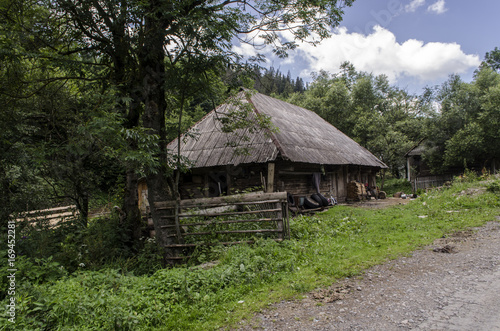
428,0 -> 447,14
233,42 -> 260,58
289,26 -> 480,83
405,0 -> 426,13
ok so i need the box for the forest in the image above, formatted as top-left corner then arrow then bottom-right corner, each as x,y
1,0 -> 500,328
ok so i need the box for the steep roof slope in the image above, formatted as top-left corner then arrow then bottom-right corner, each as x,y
168,91 -> 387,169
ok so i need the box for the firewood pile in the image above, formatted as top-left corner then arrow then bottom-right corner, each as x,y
347,181 -> 366,201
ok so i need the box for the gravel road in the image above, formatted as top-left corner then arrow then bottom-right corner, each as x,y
238,220 -> 500,330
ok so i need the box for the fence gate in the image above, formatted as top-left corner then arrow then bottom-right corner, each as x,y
153,192 -> 290,260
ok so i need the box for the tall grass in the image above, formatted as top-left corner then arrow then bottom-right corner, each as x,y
2,179 -> 499,330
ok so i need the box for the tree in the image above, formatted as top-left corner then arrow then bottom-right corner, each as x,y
134,0 -> 356,254
0,0 -> 155,236
424,63 -> 500,173
484,47 -> 500,72
0,0 -> 115,225
284,63 -> 426,179
2,0 -> 356,255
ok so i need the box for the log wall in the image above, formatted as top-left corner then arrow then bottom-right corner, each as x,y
138,162 -> 382,208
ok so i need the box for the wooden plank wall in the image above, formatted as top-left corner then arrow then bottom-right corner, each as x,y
275,162 -> 340,200
179,165 -> 266,199
139,162 -> 381,205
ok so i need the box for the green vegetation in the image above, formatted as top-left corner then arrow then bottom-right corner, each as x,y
282,60 -> 500,180
2,1 -> 500,328
0,0 -> 356,255
424,66 -> 500,173
378,177 -> 414,196
2,178 -> 499,330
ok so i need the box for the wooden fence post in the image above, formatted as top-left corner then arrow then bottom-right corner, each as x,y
174,199 -> 183,244
267,163 -> 275,193
276,200 -> 283,240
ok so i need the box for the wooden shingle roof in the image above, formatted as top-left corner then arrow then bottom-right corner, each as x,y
168,91 -> 387,169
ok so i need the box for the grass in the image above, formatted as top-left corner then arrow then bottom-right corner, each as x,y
378,177 -> 413,196
2,179 -> 499,330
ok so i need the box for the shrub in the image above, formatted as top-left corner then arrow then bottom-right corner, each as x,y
487,180 -> 500,194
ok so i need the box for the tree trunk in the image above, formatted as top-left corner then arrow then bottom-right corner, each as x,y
380,168 -> 386,191
114,21 -> 143,246
75,188 -> 88,227
123,169 -> 142,243
140,7 -> 178,259
0,167 -> 11,227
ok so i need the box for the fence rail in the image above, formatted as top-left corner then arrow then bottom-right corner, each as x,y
152,192 -> 290,256
14,205 -> 80,228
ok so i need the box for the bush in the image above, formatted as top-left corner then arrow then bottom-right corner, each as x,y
487,180 -> 500,194
13,213 -> 164,278
0,251 -> 67,301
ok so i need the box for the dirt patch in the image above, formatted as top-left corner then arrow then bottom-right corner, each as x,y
236,221 -> 500,330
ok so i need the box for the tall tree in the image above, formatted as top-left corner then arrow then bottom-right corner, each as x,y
134,0 -> 356,254
285,63 -> 426,178
484,47 -> 500,72
2,0 -> 356,255
424,62 -> 500,173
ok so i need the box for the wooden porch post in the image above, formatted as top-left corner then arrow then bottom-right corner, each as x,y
267,163 -> 275,193
226,165 -> 232,195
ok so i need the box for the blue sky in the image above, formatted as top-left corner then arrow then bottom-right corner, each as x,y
234,0 -> 500,94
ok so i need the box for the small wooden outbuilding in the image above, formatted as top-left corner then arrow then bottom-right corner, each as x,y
405,139 -> 467,191
159,90 -> 386,203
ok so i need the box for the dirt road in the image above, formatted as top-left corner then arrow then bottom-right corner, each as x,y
239,221 -> 500,330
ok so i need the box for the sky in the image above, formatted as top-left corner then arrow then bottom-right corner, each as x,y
233,0 -> 500,94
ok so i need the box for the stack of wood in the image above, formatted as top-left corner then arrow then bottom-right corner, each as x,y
346,181 -> 366,201
14,205 -> 80,228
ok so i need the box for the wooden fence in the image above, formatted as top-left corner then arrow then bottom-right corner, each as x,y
412,175 -> 454,191
14,205 -> 80,228
152,192 -> 290,255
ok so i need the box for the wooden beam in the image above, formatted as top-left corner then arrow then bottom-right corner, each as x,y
160,218 -> 282,228
160,208 -> 282,219
267,162 -> 275,193
155,192 -> 287,209
164,238 -> 284,248
182,229 -> 282,236
17,211 -> 76,222
18,205 -> 77,216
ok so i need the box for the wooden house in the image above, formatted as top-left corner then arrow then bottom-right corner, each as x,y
405,139 -> 455,191
159,90 -> 387,203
